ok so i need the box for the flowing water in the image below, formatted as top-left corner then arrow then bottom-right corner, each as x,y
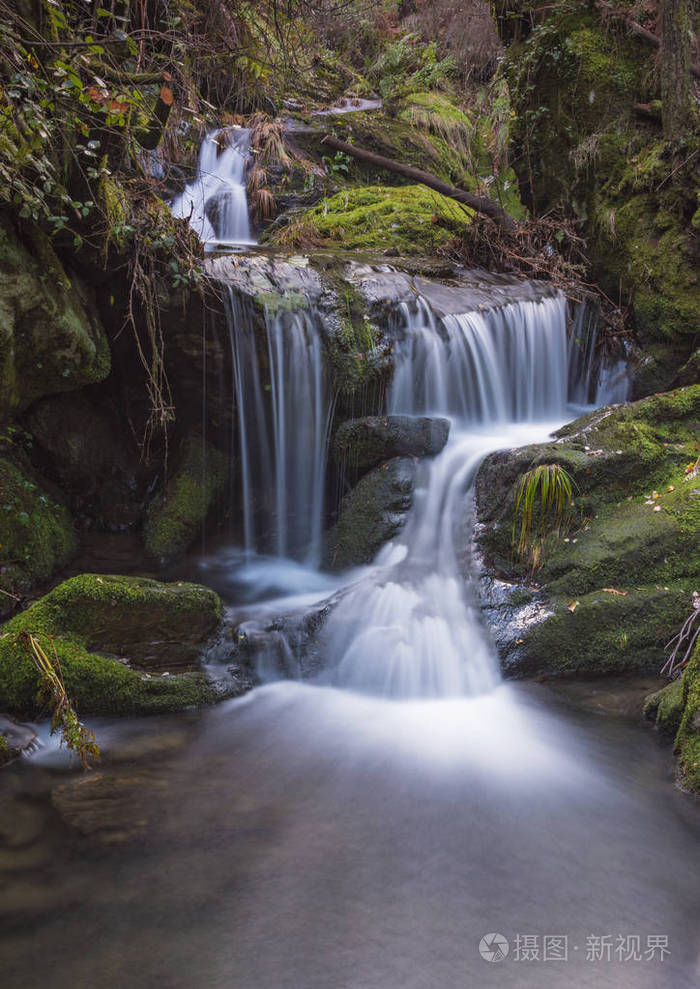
1,198 -> 697,986
171,128 -> 253,247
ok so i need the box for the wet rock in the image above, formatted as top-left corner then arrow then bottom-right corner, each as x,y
0,715 -> 37,766
325,457 -> 417,569
333,414 -> 450,479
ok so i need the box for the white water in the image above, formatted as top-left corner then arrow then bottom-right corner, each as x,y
323,295 -> 574,697
171,127 -> 253,247
223,288 -> 333,564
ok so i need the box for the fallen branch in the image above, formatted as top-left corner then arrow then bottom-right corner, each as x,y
320,134 -> 518,233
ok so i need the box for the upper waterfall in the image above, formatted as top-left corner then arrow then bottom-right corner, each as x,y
171,128 -> 253,247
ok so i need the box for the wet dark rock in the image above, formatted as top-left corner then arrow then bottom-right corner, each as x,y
0,715 -> 37,766
325,457 -> 417,569
334,414 -> 450,480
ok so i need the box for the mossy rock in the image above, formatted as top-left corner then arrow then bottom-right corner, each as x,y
324,457 -> 416,570
267,184 -> 471,255
0,214 -> 110,422
476,386 -> 700,680
333,415 -> 450,479
0,574 -> 225,718
144,435 -> 227,561
644,639 -> 700,794
675,640 -> 700,793
644,678 -> 685,736
509,585 -> 692,679
0,454 -> 76,618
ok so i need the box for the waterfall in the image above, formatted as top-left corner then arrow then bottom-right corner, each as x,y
171,128 -> 253,247
567,300 -> 630,409
388,294 -> 569,422
223,289 -> 333,564
324,292 -> 579,698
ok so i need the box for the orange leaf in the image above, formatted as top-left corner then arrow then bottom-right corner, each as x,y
602,588 -> 628,596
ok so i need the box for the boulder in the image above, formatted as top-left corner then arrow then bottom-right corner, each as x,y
333,414 -> 450,479
0,574 -> 229,718
475,385 -> 700,679
325,457 -> 416,569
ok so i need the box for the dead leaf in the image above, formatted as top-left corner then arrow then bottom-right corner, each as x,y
567,600 -> 579,612
602,588 -> 628,596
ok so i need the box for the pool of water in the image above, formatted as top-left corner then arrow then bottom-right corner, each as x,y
1,681 -> 698,989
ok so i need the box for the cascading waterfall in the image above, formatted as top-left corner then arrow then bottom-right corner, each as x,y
223,288 -> 333,564
568,299 -> 630,408
171,127 -> 253,247
323,293 -> 588,698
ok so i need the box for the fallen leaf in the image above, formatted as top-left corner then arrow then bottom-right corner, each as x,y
667,485 -> 675,492
567,600 -> 579,612
602,588 -> 628,596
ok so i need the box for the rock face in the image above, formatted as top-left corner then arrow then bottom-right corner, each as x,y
0,574 -> 228,718
144,435 -> 227,562
24,392 -> 146,531
0,216 -> 110,423
325,457 -> 417,569
475,386 -> 700,680
333,415 -> 450,479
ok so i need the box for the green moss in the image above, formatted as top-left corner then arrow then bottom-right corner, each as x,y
644,678 -> 685,735
0,454 -> 76,616
144,436 -> 227,561
517,584 -> 692,678
675,641 -> 700,792
0,574 -> 224,718
0,214 -> 111,421
270,184 -> 471,254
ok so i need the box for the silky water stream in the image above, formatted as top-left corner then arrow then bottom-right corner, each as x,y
1,285 -> 698,989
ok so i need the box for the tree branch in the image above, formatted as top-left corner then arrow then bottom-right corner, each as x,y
320,134 -> 518,233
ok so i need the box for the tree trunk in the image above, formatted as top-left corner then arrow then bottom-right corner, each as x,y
660,0 -> 696,138
320,135 -> 518,233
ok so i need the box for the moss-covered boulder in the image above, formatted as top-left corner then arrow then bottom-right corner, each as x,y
0,454 -> 76,618
325,457 -> 416,569
0,214 -> 110,422
475,386 -> 700,678
144,435 -> 227,561
268,184 -> 471,254
333,415 -> 450,479
645,638 -> 700,794
0,574 -> 225,718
